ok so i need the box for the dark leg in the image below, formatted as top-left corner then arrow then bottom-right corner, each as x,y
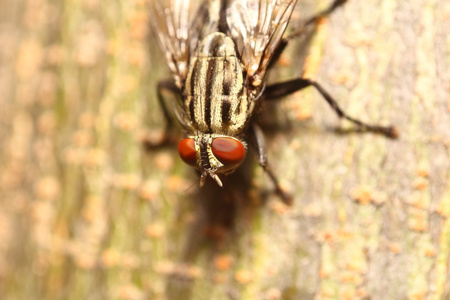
249,124 -> 293,205
264,78 -> 398,138
287,0 -> 348,40
157,80 -> 180,129
269,0 -> 348,68
143,80 -> 181,149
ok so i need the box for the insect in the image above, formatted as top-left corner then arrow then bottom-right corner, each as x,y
148,0 -> 397,204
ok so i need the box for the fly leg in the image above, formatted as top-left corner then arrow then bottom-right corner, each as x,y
142,80 -> 181,149
270,0 -> 348,67
249,123 -> 293,206
265,0 -> 397,138
287,0 -> 348,40
264,78 -> 398,138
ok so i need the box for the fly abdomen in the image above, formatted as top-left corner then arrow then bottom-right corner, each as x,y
185,33 -> 248,136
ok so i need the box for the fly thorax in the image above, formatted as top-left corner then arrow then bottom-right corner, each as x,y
184,32 -> 250,136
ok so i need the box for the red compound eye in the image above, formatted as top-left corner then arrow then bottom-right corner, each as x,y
211,137 -> 245,166
178,138 -> 197,166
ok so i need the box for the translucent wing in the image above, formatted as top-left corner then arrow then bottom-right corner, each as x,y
226,0 -> 298,86
149,0 -> 220,89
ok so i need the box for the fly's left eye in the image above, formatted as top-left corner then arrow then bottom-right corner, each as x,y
178,138 -> 197,166
211,137 -> 245,166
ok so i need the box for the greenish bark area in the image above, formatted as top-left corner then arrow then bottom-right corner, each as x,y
0,0 -> 449,299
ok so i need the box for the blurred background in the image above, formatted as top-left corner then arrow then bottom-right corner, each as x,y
0,0 -> 449,299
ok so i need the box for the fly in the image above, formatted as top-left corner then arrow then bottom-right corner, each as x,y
148,0 -> 398,205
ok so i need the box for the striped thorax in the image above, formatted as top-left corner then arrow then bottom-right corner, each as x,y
178,33 -> 254,185
184,32 -> 253,135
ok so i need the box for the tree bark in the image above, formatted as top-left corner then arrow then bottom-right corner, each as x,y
0,0 -> 449,299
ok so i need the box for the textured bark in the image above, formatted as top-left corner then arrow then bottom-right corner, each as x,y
0,0 -> 449,299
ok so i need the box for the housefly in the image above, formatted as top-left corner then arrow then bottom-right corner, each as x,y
148,0 -> 397,205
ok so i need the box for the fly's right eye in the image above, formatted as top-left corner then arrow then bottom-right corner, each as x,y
178,138 -> 197,166
211,137 -> 245,166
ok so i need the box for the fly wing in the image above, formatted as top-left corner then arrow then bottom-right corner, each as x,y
149,0 -> 220,89
226,0 -> 298,86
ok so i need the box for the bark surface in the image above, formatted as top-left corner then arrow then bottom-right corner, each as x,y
0,0 -> 449,299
